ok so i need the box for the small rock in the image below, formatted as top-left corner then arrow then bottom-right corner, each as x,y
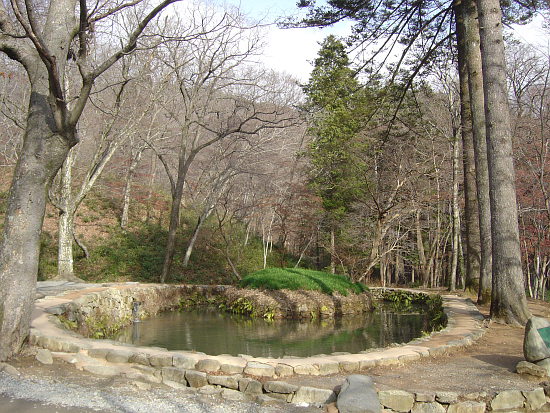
163,380 -> 188,390
148,354 -> 172,367
198,385 -> 222,395
244,361 -> 275,377
379,389 -> 415,412
516,360 -> 547,377
106,350 -> 134,364
490,390 -> 525,411
293,386 -> 337,405
337,375 -> 382,413
161,367 -> 186,383
412,402 -> 446,413
416,393 -> 436,403
172,354 -> 196,370
82,364 -> 120,377
447,401 -> 486,413
36,349 -> 53,365
340,361 -> 360,372
129,352 -> 150,366
263,380 -> 299,394
464,392 -> 480,401
196,358 -> 221,373
275,364 -> 294,377
186,370 -> 208,388
435,391 -> 458,404
294,364 -> 320,375
220,364 -> 243,375
0,363 -> 20,376
239,377 -> 263,396
45,305 -> 66,315
221,389 -> 245,401
318,362 -> 340,375
207,374 -> 240,390
523,388 -> 547,410
87,348 -> 111,360
256,394 -> 284,406
134,381 -> 152,390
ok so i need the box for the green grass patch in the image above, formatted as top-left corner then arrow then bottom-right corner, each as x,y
240,268 -> 369,296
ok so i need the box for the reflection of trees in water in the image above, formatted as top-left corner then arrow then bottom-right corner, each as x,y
108,304 -> 428,358
375,307 -> 430,347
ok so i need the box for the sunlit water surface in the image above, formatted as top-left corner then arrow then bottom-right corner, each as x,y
108,303 -> 429,358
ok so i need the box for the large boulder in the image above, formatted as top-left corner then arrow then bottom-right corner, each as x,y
337,375 -> 382,413
524,317 -> 550,362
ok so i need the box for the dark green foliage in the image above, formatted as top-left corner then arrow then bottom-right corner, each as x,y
239,268 -> 369,296
38,232 -> 57,281
426,294 -> 446,331
381,290 -> 446,331
88,224 -> 167,282
301,35 -> 372,220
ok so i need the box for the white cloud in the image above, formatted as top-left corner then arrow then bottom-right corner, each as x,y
224,0 -> 352,81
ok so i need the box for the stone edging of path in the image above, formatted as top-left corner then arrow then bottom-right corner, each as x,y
29,282 -> 541,410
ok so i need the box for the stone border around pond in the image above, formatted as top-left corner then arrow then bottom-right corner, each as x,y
27,282 -> 546,411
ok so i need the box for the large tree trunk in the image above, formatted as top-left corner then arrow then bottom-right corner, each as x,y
464,0 -> 492,304
451,124 -> 461,292
476,0 -> 531,324
0,73 -> 73,360
160,155 -> 193,283
455,0 -> 481,293
0,0 -> 176,361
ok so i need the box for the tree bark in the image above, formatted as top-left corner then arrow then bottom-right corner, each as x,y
330,220 -> 336,274
451,125 -> 461,292
160,143 -> 195,283
182,204 -> 214,267
476,0 -> 531,324
56,150 -> 79,280
464,0 -> 492,304
455,0 -> 481,293
121,149 -> 143,231
0,0 -> 177,360
0,69 -> 73,360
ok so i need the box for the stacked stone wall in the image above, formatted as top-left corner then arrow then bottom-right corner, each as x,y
32,284 -> 539,411
63,284 -> 226,337
59,283 -> 375,337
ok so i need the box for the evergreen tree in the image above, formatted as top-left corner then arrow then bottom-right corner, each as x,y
302,35 -> 368,220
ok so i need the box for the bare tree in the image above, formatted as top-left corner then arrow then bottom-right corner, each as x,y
509,41 -> 550,301
153,5 -> 300,282
0,59 -> 26,168
0,0 -> 178,361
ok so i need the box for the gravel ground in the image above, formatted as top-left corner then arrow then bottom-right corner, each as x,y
0,370 -> 322,413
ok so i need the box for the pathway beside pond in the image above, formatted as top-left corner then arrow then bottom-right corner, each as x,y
0,282 -> 546,413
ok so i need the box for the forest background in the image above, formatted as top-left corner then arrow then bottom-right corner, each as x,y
0,0 -> 549,357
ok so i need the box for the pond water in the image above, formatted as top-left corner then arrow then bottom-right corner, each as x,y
108,302 -> 429,358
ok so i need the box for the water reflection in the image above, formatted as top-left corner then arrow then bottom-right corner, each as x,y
108,303 -> 428,358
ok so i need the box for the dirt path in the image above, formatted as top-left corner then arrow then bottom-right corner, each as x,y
4,294 -> 550,410
282,297 -> 550,396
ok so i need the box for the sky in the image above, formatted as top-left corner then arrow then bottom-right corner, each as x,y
225,0 -> 351,82
224,1 -> 549,82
